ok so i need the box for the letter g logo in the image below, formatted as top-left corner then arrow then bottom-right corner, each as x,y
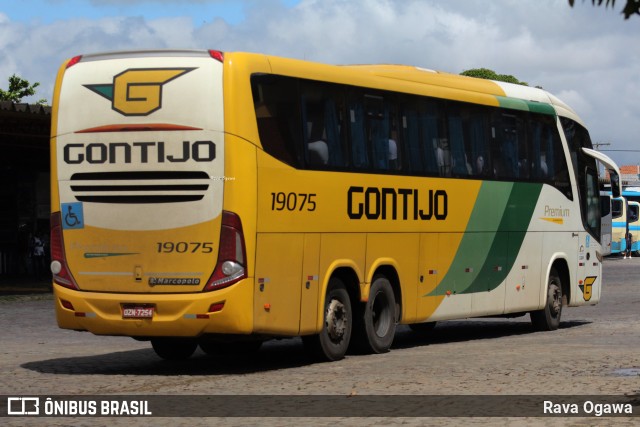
85,68 -> 195,116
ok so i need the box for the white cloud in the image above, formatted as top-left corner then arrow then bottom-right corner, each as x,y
1,0 -> 639,165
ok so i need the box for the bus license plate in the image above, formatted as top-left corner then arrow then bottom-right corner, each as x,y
122,305 -> 154,319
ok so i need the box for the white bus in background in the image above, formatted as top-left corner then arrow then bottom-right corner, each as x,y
600,193 -> 612,256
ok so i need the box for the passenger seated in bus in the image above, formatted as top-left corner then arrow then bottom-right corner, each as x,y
464,154 -> 473,175
306,112 -> 330,166
540,156 -> 548,177
388,134 -> 398,170
476,155 -> 485,175
308,140 -> 329,165
436,138 -> 451,176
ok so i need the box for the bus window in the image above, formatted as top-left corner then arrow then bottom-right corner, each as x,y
466,108 -> 491,177
400,98 -> 441,176
534,115 -> 572,199
365,94 -> 389,170
401,105 -> 423,174
386,104 -> 402,172
448,107 -> 469,177
348,93 -> 368,169
300,82 -> 347,169
585,167 -> 601,236
611,198 -> 623,219
251,75 -> 303,168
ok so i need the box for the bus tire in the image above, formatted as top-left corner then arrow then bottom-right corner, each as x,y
531,267 -> 563,331
303,277 -> 352,361
151,338 -> 197,361
357,275 -> 397,353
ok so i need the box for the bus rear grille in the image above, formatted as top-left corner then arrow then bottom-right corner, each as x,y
69,171 -> 210,204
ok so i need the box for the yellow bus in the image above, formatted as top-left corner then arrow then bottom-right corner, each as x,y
50,50 -> 621,361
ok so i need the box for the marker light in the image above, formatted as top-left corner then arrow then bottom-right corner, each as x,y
66,55 -> 82,69
208,50 -> 224,63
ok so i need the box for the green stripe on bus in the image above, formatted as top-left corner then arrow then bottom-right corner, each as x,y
426,182 -> 542,297
463,182 -> 542,294
496,96 -> 556,116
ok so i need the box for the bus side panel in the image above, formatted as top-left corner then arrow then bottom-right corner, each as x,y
416,233 -> 444,322
300,233 -> 321,335
470,232 -> 507,317
504,232 -> 543,313
423,233 -> 472,321
253,233 -> 303,335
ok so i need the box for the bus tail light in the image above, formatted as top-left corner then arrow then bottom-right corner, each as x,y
66,55 -> 82,69
204,211 -> 247,291
50,212 -> 79,290
208,50 -> 224,63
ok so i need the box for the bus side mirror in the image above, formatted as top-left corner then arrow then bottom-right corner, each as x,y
582,147 -> 621,199
610,172 -> 620,198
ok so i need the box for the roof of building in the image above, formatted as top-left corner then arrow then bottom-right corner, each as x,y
0,101 -> 51,115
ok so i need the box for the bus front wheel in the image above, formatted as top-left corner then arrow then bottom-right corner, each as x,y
303,277 -> 352,361
531,267 -> 563,331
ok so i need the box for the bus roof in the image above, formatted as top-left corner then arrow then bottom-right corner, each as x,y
65,49 -> 584,125
257,53 -> 582,123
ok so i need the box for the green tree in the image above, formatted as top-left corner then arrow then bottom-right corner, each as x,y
568,0 -> 640,19
0,74 -> 47,104
460,68 -> 529,86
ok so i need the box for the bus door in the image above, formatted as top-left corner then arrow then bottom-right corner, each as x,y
575,166 -> 602,304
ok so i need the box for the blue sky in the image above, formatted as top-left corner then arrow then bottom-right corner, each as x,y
4,0 -> 300,26
1,0 -> 639,166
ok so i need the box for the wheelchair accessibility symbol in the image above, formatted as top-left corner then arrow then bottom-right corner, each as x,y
62,202 -> 84,229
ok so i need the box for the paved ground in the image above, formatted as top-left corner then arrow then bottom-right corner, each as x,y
0,257 -> 639,426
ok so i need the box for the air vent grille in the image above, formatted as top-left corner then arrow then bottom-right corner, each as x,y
69,171 -> 210,204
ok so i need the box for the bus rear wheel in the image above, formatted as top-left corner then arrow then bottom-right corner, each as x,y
531,267 -> 563,331
303,277 -> 352,361
151,338 -> 197,361
354,275 -> 397,353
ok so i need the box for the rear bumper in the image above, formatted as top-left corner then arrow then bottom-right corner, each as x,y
53,278 -> 254,337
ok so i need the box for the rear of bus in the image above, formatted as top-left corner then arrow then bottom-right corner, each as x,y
50,50 -> 254,356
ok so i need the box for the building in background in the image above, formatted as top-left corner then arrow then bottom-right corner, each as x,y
0,101 -> 50,280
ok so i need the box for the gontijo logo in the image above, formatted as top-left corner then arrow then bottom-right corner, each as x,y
84,68 -> 195,116
579,276 -> 597,302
